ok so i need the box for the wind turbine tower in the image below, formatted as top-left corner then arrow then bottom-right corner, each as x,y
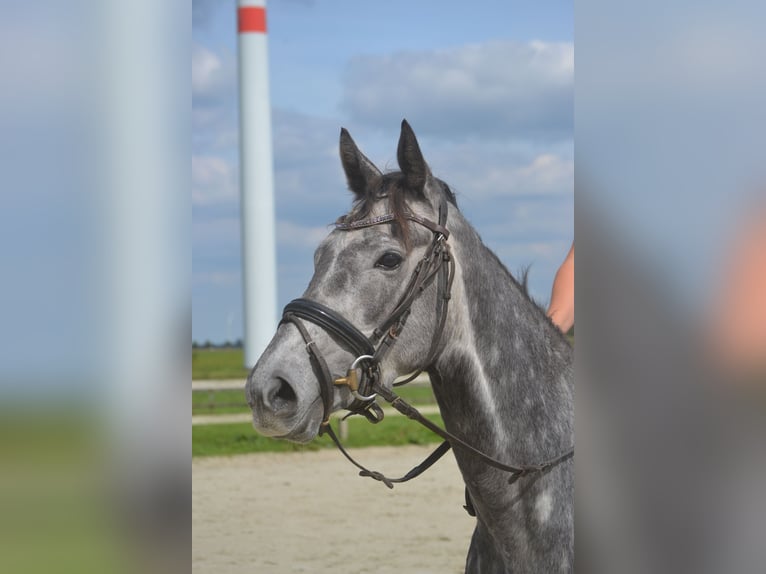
237,0 -> 277,368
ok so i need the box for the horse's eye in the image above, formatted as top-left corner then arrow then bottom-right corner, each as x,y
375,251 -> 403,270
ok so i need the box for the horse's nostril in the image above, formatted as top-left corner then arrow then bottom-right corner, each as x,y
275,377 -> 297,403
264,376 -> 298,413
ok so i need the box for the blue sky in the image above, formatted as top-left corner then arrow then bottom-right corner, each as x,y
192,0 -> 573,344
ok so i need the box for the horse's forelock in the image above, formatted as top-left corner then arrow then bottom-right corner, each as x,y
336,172 -> 457,252
336,173 -> 412,250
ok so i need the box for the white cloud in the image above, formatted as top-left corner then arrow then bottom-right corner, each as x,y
192,42 -> 239,157
192,45 -> 221,93
276,220 -> 331,249
192,43 -> 237,100
192,155 -> 238,205
341,40 -> 573,140
192,43 -> 237,112
468,196 -> 572,240
272,110 -> 338,166
447,152 -> 573,199
270,110 -> 352,217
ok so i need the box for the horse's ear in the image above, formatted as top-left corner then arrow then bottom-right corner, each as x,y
397,119 -> 432,195
339,128 -> 382,199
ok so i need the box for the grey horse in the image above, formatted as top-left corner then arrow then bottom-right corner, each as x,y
246,121 -> 574,573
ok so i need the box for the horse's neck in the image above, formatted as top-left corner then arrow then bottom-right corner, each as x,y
431,218 -> 573,463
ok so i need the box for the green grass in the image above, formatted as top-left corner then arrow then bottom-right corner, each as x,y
392,383 -> 436,405
192,348 -> 249,380
193,389 -> 248,415
192,413 -> 445,457
0,411 -> 130,574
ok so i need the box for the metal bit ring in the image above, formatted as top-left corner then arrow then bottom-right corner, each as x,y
349,355 -> 377,401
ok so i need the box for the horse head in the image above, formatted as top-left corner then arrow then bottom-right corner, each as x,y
246,120 -> 456,443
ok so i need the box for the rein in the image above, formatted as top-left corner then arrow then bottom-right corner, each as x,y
281,199 -> 574,489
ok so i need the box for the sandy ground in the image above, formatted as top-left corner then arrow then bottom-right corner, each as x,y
192,445 -> 476,573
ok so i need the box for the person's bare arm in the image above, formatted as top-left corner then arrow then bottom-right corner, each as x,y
547,243 -> 574,333
709,208 -> 766,375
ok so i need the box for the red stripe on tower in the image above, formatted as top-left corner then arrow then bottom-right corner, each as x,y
238,6 -> 267,34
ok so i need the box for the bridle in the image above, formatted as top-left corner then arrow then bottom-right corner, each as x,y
280,197 -> 573,490
282,199 -> 454,425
